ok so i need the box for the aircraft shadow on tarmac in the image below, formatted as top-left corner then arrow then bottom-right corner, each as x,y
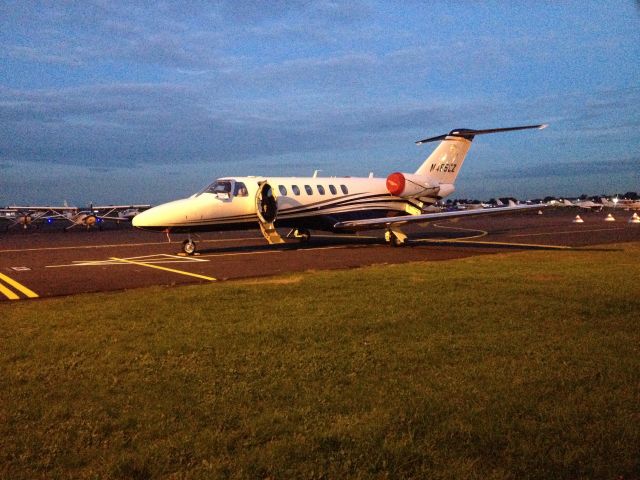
193,233 -> 382,255
189,229 -> 599,255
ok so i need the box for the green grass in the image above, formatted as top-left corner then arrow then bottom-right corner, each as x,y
1,243 -> 639,479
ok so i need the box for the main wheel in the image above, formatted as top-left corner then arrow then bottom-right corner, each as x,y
385,230 -> 402,247
182,239 -> 196,255
295,228 -> 311,243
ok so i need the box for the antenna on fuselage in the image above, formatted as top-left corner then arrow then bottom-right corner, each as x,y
313,169 -> 322,178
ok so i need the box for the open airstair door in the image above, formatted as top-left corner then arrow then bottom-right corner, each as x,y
255,181 -> 284,244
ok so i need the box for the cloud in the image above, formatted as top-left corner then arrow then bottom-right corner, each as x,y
1,79 -> 638,174
2,45 -> 84,66
0,82 -> 443,168
0,1 -> 373,71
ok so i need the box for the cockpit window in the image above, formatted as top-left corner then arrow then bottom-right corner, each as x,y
197,180 -> 232,197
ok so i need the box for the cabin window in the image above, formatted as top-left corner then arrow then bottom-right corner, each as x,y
234,182 -> 248,197
340,184 -> 349,194
329,185 -> 337,195
304,185 -> 313,195
292,185 -> 301,196
278,185 -> 287,196
317,185 -> 325,195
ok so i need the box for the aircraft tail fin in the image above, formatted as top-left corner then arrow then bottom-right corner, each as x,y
414,124 -> 547,183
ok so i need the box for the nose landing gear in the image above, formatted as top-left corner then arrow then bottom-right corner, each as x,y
182,238 -> 197,255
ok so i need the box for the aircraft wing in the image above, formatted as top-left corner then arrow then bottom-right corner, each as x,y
92,205 -> 151,210
9,205 -> 77,211
333,204 -> 543,232
96,215 -> 131,221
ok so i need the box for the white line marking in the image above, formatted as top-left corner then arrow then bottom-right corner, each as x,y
0,236 -> 263,254
45,253 -> 209,268
197,244 -> 369,259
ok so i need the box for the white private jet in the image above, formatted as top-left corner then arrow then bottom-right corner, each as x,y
133,124 -> 548,254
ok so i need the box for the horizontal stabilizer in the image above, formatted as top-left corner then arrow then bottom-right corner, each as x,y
415,124 -> 547,145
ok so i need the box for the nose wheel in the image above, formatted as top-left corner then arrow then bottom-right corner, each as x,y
182,238 -> 196,255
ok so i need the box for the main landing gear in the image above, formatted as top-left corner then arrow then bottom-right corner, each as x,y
385,227 -> 407,247
287,228 -> 311,243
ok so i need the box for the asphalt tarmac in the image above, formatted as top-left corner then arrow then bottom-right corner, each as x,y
1,208 -> 638,301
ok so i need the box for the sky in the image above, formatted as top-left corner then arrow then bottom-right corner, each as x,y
1,1 -> 639,205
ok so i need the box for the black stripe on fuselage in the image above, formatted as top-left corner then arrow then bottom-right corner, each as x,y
173,195 -> 414,227
165,193 -> 409,226
139,206 -> 412,234
137,191 -> 428,233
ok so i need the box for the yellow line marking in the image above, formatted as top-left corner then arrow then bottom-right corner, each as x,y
0,272 -> 39,298
0,282 -> 20,300
301,245 -> 369,251
427,223 -> 571,249
314,234 -> 378,240
110,257 -> 217,281
421,239 -> 572,249
430,223 -> 489,240
509,227 -> 625,238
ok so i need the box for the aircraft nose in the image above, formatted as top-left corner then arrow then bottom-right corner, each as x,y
132,203 -> 173,230
131,207 -> 155,229
132,198 -> 194,230
131,211 -> 144,227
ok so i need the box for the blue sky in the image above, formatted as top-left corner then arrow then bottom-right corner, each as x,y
1,1 -> 639,205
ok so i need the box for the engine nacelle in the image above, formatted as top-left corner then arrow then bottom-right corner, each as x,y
386,172 -> 440,198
